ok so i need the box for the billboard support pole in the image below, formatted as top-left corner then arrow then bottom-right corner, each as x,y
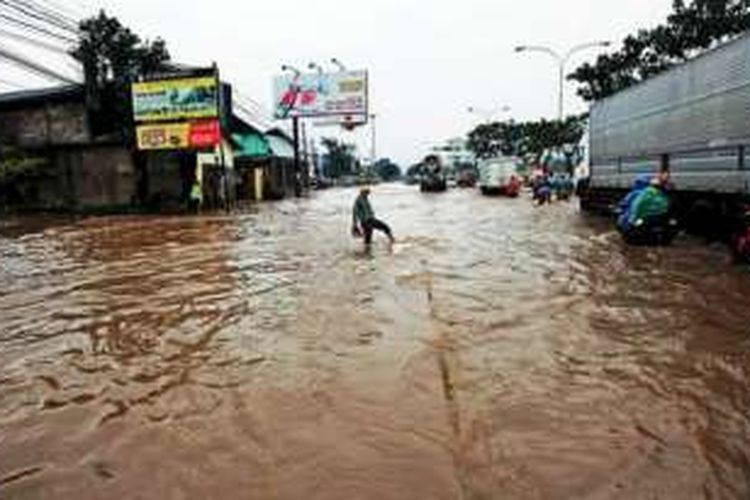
293,114 -> 301,197
301,120 -> 310,190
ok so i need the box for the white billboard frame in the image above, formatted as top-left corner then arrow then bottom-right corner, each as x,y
273,70 -> 368,120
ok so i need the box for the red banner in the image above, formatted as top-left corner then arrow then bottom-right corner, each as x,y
188,120 -> 221,148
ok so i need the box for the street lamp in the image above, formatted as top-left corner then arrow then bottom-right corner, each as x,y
330,57 -> 347,72
467,104 -> 511,124
370,113 -> 377,166
308,62 -> 323,75
281,64 -> 303,195
281,64 -> 301,77
514,41 -> 611,119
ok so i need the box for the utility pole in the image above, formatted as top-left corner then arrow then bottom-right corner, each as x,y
292,112 -> 301,196
301,119 -> 310,190
281,64 -> 303,197
370,113 -> 377,167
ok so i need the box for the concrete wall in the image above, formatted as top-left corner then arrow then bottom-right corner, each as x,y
72,147 -> 136,208
0,102 -> 90,148
0,145 -> 136,211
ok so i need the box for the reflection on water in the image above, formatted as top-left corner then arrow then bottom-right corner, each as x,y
1,186 -> 749,499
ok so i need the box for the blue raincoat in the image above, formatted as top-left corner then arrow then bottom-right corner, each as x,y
617,174 -> 651,232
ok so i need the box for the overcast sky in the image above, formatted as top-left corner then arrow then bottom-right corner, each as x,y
1,0 -> 674,165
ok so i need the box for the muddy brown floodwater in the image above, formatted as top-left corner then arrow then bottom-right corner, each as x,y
1,185 -> 749,499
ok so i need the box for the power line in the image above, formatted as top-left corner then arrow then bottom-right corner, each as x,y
236,99 -> 272,119
0,12 -> 78,44
0,76 -> 23,88
234,93 -> 275,122
234,103 -> 274,129
0,43 -> 78,83
33,0 -> 85,22
15,0 -> 82,27
235,91 -> 272,114
236,108 -> 274,129
0,27 -> 70,54
0,0 -> 78,34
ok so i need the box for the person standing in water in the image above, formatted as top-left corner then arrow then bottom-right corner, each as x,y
352,186 -> 395,246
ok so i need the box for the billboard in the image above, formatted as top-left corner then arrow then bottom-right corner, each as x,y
273,70 -> 367,119
136,120 -> 220,150
132,76 -> 219,123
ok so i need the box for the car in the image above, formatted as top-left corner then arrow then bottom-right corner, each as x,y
478,157 -> 521,197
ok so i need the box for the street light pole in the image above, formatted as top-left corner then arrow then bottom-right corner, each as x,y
281,64 -> 303,196
515,41 -> 611,120
330,57 -> 347,72
370,113 -> 377,166
467,104 -> 511,125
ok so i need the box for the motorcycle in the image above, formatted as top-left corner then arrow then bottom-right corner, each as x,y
620,215 -> 679,246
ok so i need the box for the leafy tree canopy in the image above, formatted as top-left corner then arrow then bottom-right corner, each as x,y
70,11 -> 171,138
569,0 -> 750,101
467,115 -> 587,160
71,11 -> 170,86
320,138 -> 358,178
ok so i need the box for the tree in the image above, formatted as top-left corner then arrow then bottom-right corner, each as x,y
569,0 -> 750,101
374,158 -> 402,181
467,115 -> 587,160
70,10 -> 171,140
320,138 -> 357,178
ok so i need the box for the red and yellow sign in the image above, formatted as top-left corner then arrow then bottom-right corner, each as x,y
136,120 -> 220,150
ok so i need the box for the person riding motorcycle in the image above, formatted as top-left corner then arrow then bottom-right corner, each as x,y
617,174 -> 651,233
621,176 -> 678,245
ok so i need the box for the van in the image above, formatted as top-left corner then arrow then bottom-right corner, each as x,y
478,157 -> 521,197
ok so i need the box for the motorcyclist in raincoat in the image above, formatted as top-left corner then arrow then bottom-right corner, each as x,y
622,176 -> 677,245
629,178 -> 670,225
617,174 -> 652,233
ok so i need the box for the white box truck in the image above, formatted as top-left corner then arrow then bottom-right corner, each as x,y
580,32 -> 750,236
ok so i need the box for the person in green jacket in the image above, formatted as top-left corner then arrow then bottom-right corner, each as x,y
629,177 -> 670,226
352,186 -> 394,246
189,179 -> 203,213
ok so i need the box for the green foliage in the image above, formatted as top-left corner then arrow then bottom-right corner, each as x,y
569,0 -> 750,101
0,146 -> 47,184
374,158 -> 402,181
467,115 -> 587,159
320,137 -> 358,178
70,10 -> 171,140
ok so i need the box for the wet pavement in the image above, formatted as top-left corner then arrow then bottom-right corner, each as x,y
1,184 -> 749,499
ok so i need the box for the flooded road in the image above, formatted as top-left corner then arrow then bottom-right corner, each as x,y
1,185 -> 749,499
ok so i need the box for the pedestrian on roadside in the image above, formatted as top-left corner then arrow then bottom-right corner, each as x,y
189,179 -> 203,213
352,186 -> 395,246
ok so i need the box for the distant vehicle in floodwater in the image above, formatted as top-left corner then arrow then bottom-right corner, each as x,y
478,157 -> 521,197
420,155 -> 447,192
457,168 -> 477,188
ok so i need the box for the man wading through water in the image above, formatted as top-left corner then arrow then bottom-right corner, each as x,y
352,186 -> 395,247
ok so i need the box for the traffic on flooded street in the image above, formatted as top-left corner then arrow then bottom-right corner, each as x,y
1,185 -> 749,499
2,0 -> 750,498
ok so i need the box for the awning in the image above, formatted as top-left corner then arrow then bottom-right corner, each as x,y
232,133 -> 270,158
266,134 -> 295,159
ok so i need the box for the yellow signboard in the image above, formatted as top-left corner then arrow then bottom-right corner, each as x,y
136,120 -> 221,151
136,122 -> 190,150
132,76 -> 219,122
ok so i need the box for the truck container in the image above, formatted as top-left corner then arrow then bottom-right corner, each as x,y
580,32 -> 750,236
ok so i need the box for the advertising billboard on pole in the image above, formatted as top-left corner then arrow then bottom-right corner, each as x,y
132,72 -> 222,151
132,76 -> 219,123
273,70 -> 367,119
